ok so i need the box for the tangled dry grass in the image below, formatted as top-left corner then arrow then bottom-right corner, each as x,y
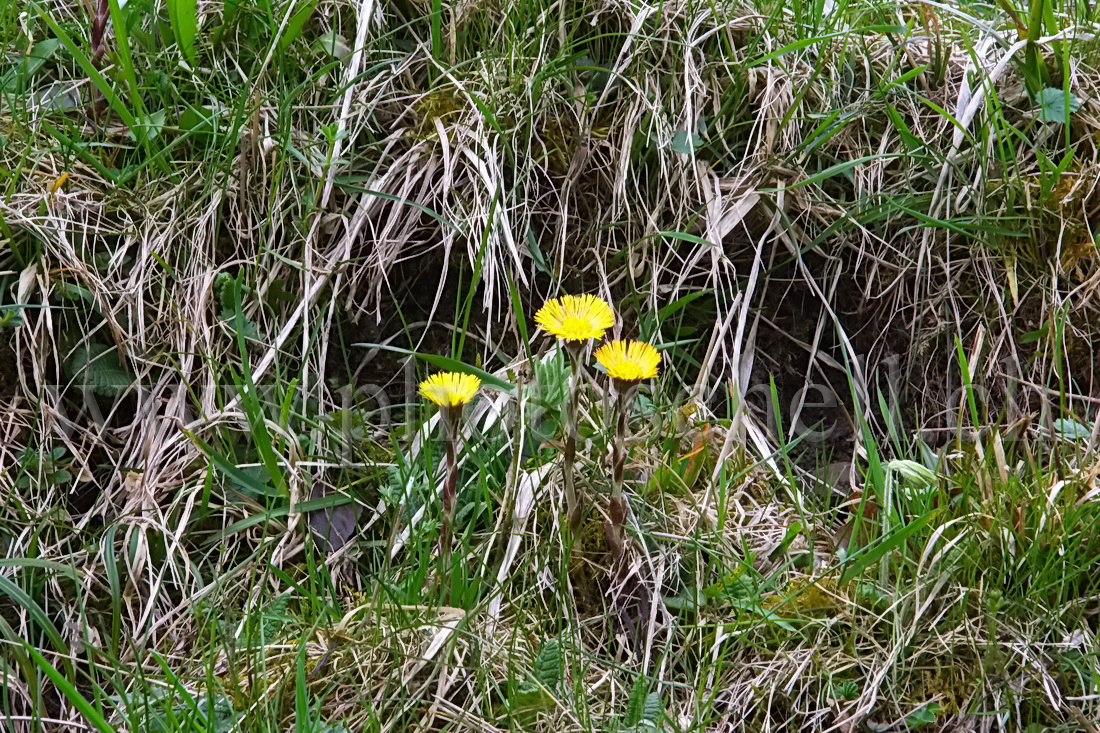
3,0 -> 1100,729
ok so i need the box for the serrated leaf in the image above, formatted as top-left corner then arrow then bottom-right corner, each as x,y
258,593 -> 290,643
624,676 -> 648,727
642,691 -> 663,725
0,307 -> 25,328
218,308 -> 260,341
67,342 -> 131,397
1036,87 -> 1080,123
533,637 -> 562,689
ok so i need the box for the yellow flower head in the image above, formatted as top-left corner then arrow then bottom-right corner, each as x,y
534,294 -> 615,342
419,372 -> 481,408
594,340 -> 661,383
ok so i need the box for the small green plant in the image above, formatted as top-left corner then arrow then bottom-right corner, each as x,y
832,679 -> 860,701
419,370 -> 481,574
505,635 -> 565,723
616,675 -> 663,732
594,338 -> 661,560
0,304 -> 23,328
534,293 -> 615,528
15,446 -> 73,489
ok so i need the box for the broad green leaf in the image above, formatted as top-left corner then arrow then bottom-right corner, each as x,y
670,130 -> 704,154
533,637 -> 562,689
167,0 -> 199,64
278,0 -> 318,51
66,342 -> 131,397
1053,418 -> 1092,441
129,109 -> 167,143
1,38 -> 62,92
905,701 -> 942,727
1036,87 -> 1080,124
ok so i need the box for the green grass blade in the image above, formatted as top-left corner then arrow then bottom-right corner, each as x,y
24,643 -> 116,732
355,344 -> 516,394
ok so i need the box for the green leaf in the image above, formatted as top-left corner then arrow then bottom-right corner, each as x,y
333,176 -> 462,233
1053,418 -> 1092,441
166,0 -> 199,64
624,676 -> 648,727
642,692 -> 663,725
507,687 -> 555,722
1019,323 -> 1049,344
781,154 -> 899,191
24,644 -> 115,733
670,130 -> 704,154
278,0 -> 318,51
657,289 -> 713,321
533,637 -> 562,689
0,306 -> 25,328
1036,87 -> 1080,124
0,575 -> 68,658
219,307 -> 260,341
1,38 -> 62,93
54,281 -> 97,304
0,558 -> 83,581
746,25 -> 906,67
67,342 -> 131,397
32,2 -> 169,174
904,701 -> 942,727
315,30 -> 350,59
128,109 -> 167,143
183,430 -> 284,502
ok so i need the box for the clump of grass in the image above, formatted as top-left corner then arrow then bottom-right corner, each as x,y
5,0 -> 1100,729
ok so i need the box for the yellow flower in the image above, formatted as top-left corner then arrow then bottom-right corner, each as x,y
419,372 -> 481,408
534,294 -> 615,342
594,340 -> 661,382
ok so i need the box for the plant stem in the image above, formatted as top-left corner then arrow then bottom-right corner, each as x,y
605,383 -> 629,560
611,387 -> 627,502
438,409 -> 459,590
563,345 -> 583,529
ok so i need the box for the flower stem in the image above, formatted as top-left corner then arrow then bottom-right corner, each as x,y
611,389 -> 627,500
605,382 -> 630,560
563,346 -> 583,530
438,409 -> 459,594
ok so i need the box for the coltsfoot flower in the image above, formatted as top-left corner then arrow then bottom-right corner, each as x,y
535,294 -> 615,342
594,340 -> 661,383
419,372 -> 481,408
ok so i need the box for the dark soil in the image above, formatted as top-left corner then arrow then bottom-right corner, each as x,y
0,332 -> 16,402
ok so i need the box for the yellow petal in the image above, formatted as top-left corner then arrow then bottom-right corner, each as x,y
419,372 -> 481,407
534,294 -> 615,341
594,340 -> 661,382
